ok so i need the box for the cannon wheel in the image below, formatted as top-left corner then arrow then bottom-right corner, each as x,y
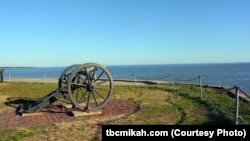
67,63 -> 114,111
58,64 -> 80,90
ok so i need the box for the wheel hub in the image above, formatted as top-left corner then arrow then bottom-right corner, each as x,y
87,83 -> 96,91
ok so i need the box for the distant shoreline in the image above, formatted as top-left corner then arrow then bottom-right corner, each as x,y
0,67 -> 37,69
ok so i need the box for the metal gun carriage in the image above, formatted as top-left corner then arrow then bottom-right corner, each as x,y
21,62 -> 114,114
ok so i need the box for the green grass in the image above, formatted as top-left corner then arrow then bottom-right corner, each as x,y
0,82 -> 250,141
0,130 -> 34,141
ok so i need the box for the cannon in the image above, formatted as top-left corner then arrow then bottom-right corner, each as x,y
21,62 -> 114,113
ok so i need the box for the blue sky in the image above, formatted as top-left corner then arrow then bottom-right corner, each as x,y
0,0 -> 249,67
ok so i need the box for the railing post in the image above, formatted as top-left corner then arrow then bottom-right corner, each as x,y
234,86 -> 240,125
0,69 -> 4,82
199,76 -> 203,100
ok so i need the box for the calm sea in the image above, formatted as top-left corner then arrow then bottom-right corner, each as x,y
2,62 -> 250,92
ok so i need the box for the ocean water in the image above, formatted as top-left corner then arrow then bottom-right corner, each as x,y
2,62 -> 250,92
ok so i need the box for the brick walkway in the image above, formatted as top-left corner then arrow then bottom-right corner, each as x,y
0,100 -> 147,129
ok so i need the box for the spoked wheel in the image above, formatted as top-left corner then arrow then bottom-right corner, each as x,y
67,63 -> 114,111
58,64 -> 79,90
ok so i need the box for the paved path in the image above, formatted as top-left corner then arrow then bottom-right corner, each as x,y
0,100 -> 147,129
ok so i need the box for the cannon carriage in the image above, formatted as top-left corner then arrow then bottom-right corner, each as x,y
21,62 -> 114,114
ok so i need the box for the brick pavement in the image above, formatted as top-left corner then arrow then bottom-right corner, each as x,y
0,100 -> 147,129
